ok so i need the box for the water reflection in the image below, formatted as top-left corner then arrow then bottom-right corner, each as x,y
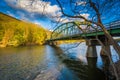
34,46 -> 80,80
0,46 -> 47,80
0,45 -> 108,80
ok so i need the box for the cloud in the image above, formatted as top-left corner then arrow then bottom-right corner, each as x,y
34,20 -> 42,25
5,0 -> 61,17
62,13 -> 90,23
5,0 -> 89,21
81,13 -> 89,19
76,1 -> 86,6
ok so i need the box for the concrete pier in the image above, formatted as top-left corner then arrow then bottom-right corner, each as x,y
86,39 -> 98,57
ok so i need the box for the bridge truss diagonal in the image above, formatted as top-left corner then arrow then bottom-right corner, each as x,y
49,21 -> 102,41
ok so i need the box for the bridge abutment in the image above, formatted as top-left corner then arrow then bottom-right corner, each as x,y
86,39 -> 98,58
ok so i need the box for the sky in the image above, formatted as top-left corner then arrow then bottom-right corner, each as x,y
0,0 -> 62,30
0,0 -> 120,30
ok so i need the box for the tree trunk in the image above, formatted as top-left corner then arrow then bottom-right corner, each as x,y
99,24 -> 120,58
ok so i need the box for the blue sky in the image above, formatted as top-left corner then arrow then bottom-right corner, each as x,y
0,0 -> 120,30
0,0 -> 62,30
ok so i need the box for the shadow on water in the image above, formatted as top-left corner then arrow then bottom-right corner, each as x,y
34,45 -> 80,80
63,58 -> 106,80
0,45 -> 109,80
101,55 -> 116,80
50,46 -> 107,80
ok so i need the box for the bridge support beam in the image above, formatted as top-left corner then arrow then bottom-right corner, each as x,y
86,39 -> 97,58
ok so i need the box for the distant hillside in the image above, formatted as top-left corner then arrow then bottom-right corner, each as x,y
0,12 -> 20,22
0,12 -> 47,47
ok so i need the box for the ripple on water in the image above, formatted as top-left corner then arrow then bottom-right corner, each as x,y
34,68 -> 61,80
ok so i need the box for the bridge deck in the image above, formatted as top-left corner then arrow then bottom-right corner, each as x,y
48,28 -> 120,41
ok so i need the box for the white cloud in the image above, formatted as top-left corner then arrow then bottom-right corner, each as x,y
5,0 -> 61,17
5,0 -> 89,21
77,1 -> 86,6
81,13 -> 89,19
34,21 -> 41,25
63,13 -> 89,22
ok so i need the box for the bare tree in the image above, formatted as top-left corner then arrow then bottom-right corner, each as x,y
54,0 -> 120,57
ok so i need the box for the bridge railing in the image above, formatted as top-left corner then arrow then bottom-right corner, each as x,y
105,20 -> 120,29
86,20 -> 120,33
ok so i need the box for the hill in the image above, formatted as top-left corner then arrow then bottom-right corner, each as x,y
0,12 -> 47,47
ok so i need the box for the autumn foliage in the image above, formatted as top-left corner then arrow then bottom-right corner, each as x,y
0,12 -> 47,47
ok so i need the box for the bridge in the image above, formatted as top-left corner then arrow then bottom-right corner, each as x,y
47,20 -> 120,58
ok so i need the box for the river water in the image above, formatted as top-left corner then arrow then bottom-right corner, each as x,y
0,43 -> 119,80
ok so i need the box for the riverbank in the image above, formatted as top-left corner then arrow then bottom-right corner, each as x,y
0,43 -> 45,48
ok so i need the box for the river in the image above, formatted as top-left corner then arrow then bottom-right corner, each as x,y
0,43 -> 119,80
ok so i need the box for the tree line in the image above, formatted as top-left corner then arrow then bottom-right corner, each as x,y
0,13 -> 47,47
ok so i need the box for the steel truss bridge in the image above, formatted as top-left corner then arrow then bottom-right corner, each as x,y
47,20 -> 120,58
48,20 -> 120,41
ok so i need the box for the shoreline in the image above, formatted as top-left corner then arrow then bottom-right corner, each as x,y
0,43 -> 45,48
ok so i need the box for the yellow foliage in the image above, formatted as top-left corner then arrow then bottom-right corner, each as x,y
0,12 -> 47,47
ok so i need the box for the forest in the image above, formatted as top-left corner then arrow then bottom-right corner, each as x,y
0,12 -> 47,47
